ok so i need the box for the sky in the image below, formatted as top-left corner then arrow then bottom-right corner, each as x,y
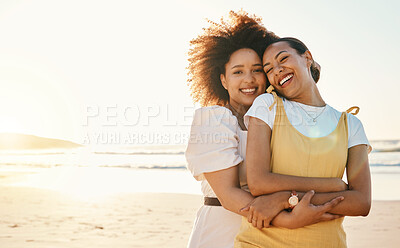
0,0 -> 399,145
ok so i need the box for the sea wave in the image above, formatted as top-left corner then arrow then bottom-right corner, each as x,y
370,140 -> 400,152
99,164 -> 187,170
1,141 -> 399,171
3,141 -> 400,154
1,162 -> 398,170
370,163 -> 400,167
372,147 -> 400,153
0,162 -> 64,168
94,151 -> 184,155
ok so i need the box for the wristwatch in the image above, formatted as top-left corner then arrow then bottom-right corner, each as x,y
288,190 -> 299,209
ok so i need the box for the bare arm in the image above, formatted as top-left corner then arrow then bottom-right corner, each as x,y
298,144 -> 371,216
246,116 -> 347,196
204,166 -> 253,217
244,189 -> 344,229
205,165 -> 342,229
271,144 -> 371,229
204,165 -> 289,220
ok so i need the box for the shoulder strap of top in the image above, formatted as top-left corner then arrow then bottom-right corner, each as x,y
266,85 -> 278,111
346,106 -> 360,115
341,111 -> 349,141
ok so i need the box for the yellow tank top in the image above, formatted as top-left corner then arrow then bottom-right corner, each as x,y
235,96 -> 348,248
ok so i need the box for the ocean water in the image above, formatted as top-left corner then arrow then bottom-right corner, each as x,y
0,140 -> 399,200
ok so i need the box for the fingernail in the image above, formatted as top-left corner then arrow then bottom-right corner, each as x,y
311,190 -> 315,194
340,196 -> 344,200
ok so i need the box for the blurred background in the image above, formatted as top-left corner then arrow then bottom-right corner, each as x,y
0,0 -> 399,144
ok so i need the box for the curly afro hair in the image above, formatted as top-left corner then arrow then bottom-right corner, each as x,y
187,10 -> 279,106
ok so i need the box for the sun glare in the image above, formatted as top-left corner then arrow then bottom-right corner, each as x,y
0,116 -> 25,134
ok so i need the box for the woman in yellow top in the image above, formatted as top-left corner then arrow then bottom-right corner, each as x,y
186,11 -> 353,248
235,37 -> 371,247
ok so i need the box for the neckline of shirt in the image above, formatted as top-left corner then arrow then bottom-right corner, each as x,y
283,98 -> 328,110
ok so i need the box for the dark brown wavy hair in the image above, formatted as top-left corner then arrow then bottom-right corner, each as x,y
187,10 -> 279,106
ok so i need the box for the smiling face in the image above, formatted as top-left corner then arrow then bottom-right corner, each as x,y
220,48 -> 267,111
262,41 -> 313,100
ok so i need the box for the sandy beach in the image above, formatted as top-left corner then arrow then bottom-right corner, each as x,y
0,186 -> 201,248
0,180 -> 399,248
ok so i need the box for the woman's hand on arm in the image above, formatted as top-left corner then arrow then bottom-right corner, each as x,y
267,144 -> 370,228
240,191 -> 291,229
271,190 -> 344,229
204,166 -> 288,220
246,116 -> 348,196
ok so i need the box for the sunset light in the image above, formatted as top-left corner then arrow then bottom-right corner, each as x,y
0,1 -> 399,247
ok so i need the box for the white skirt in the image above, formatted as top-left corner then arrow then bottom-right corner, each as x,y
187,205 -> 242,248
